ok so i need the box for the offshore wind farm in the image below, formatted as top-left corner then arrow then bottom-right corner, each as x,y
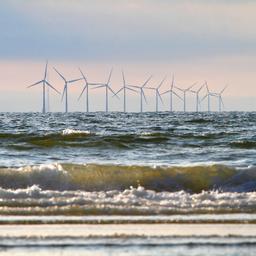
28,61 -> 228,113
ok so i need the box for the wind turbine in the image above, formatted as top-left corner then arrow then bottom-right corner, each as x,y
213,85 -> 228,112
189,83 -> 205,112
128,75 -> 153,113
161,74 -> 183,112
54,68 -> 83,113
92,68 -> 118,112
113,71 -> 138,112
174,82 -> 197,112
78,68 -> 103,113
145,76 -> 166,112
200,81 -> 217,112
27,61 -> 60,113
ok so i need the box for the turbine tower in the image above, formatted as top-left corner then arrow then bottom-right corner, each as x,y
113,71 -> 138,112
128,75 -> 153,113
145,76 -> 166,112
27,61 -> 60,113
161,74 -> 183,112
54,68 -> 83,113
190,83 -> 205,112
92,68 -> 118,112
78,68 -> 103,113
174,82 -> 197,112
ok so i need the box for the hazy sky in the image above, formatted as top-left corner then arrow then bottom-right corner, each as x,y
0,0 -> 256,112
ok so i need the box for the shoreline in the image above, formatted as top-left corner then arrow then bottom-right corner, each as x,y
0,214 -> 255,225
0,224 -> 256,238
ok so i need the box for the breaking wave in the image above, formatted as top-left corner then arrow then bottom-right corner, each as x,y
0,184 -> 256,215
0,163 -> 255,215
0,163 -> 255,193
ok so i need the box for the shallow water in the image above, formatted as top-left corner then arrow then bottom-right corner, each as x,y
0,224 -> 256,256
0,238 -> 256,256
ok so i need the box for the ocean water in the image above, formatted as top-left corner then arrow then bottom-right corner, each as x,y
0,112 -> 256,254
0,111 -> 256,215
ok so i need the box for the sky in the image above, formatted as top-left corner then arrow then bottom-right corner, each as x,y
0,0 -> 256,112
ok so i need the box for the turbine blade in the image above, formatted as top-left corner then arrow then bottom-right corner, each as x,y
198,84 -> 205,93
61,85 -> 67,102
158,91 -> 164,105
126,86 -> 138,93
79,68 -> 88,83
122,70 -> 126,86
210,92 -> 218,97
107,68 -> 113,85
112,87 -> 123,97
92,85 -> 105,89
171,73 -> 175,89
68,78 -> 83,83
187,82 -> 197,91
127,84 -> 139,89
173,91 -> 183,101
220,85 -> 228,94
142,75 -> 153,88
142,90 -> 147,104
54,68 -> 66,82
108,85 -> 119,99
160,89 -> 171,96
157,76 -> 167,89
27,80 -> 43,88
89,83 -> 102,86
45,81 -> 60,94
220,96 -> 225,107
200,94 -> 208,103
205,81 -> 209,92
44,60 -> 48,80
78,85 -> 88,101
174,86 -> 183,92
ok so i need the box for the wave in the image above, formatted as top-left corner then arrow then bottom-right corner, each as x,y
0,163 -> 255,193
2,130 -> 171,149
1,128 -> 243,150
62,128 -> 92,136
0,184 -> 255,215
230,140 -> 256,149
0,163 -> 255,215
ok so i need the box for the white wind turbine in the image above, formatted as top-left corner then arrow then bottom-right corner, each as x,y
145,76 -> 166,112
213,85 -> 228,112
189,83 -> 205,112
54,68 -> 83,113
27,61 -> 60,113
161,74 -> 183,112
128,75 -> 153,113
78,68 -> 103,113
113,71 -> 138,112
200,81 -> 217,112
92,68 -> 118,112
174,82 -> 197,112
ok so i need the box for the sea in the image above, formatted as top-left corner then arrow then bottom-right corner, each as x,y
0,111 -> 256,255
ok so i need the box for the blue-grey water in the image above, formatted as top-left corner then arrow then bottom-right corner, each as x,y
0,112 -> 256,255
1,111 -> 255,167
